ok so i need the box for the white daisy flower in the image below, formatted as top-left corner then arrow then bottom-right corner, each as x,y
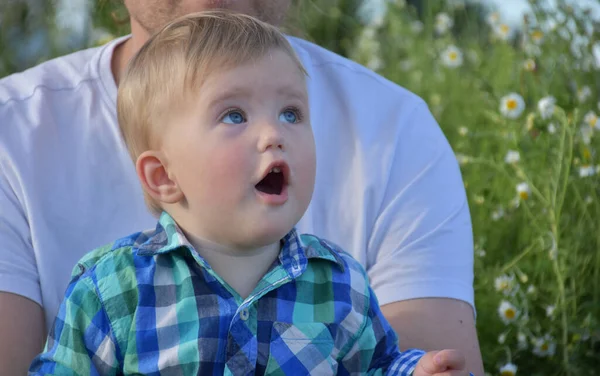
435,13 -> 454,34
516,182 -> 531,200
524,43 -> 542,57
476,249 -> 487,257
486,12 -> 500,26
495,274 -> 516,295
584,111 -> 598,129
458,126 -> 469,136
546,305 -> 556,318
547,123 -> 557,134
495,23 -> 513,41
455,153 -> 471,165
441,45 -> 463,68
578,86 -> 592,102
527,285 -> 536,294
499,362 -> 517,376
500,93 -> 526,119
580,126 -> 593,145
523,58 -> 536,71
517,332 -> 528,349
519,273 -> 528,283
532,334 -> 556,357
537,96 -> 556,119
510,196 -> 521,209
505,150 -> 520,164
498,332 -> 507,344
531,30 -> 545,44
498,300 -> 519,324
410,20 -> 424,34
526,113 -> 535,131
492,207 -> 505,221
579,165 -> 596,177
544,18 -> 558,32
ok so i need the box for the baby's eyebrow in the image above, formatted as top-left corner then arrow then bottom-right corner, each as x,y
276,86 -> 308,102
206,87 -> 253,108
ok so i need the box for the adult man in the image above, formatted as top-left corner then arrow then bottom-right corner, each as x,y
0,1 -> 483,375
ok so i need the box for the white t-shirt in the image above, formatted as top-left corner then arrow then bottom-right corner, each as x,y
0,36 -> 474,332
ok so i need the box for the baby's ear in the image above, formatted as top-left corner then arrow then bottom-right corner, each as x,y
136,151 -> 184,204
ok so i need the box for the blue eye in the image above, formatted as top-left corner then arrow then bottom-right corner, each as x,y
279,109 -> 301,124
222,110 -> 246,124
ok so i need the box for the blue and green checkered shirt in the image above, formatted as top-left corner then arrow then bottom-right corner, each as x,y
29,212 -> 425,375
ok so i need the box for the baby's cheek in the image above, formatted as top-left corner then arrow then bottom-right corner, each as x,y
206,147 -> 251,195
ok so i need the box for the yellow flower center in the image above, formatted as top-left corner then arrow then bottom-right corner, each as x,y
541,343 -> 549,351
504,308 -> 516,319
519,191 -> 529,200
587,115 -> 597,127
501,371 -> 515,376
501,24 -> 510,34
506,99 -> 518,110
449,52 -> 458,60
500,281 -> 508,289
532,30 -> 544,41
583,148 -> 591,160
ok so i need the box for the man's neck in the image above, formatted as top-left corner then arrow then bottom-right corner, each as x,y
110,19 -> 151,86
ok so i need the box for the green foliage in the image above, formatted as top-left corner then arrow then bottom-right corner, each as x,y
353,1 -> 599,375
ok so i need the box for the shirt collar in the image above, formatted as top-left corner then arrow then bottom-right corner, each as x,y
135,212 -> 344,274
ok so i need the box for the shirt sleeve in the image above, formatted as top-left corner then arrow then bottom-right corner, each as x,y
28,275 -> 120,376
367,102 -> 475,312
0,163 -> 41,304
339,284 -> 425,375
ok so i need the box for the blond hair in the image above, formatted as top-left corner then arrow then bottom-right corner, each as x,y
117,10 -> 307,216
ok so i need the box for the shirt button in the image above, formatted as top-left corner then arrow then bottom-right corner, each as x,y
240,308 -> 249,321
291,259 -> 300,271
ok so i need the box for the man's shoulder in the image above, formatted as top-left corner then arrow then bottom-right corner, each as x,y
0,45 -> 104,106
289,36 -> 425,108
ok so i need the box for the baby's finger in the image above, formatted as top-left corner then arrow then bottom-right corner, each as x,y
434,349 -> 466,370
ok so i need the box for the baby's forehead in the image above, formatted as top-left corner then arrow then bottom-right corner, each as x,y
190,56 -> 308,98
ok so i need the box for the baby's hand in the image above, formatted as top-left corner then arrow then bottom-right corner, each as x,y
413,349 -> 469,376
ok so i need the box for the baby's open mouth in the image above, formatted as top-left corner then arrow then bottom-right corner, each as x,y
255,167 -> 285,195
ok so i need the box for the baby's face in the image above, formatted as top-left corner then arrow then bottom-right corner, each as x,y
161,49 -> 315,249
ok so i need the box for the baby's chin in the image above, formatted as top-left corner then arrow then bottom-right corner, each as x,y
241,223 -> 295,248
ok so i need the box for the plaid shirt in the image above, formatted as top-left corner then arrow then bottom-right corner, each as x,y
29,212 -> 425,376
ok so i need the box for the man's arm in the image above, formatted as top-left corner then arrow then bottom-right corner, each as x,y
381,298 -> 484,375
364,102 -> 483,374
0,160 -> 47,374
0,293 -> 46,375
